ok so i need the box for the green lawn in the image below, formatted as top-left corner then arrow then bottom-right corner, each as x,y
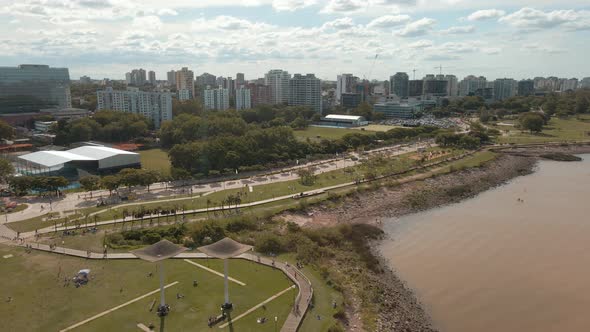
139,149 -> 171,176
436,151 -> 497,174
0,246 -> 293,332
493,115 -> 590,144
294,126 -> 375,142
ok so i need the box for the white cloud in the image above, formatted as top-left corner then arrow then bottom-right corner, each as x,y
272,0 -> 316,11
322,17 -> 355,30
192,16 -> 273,31
158,8 -> 178,16
367,15 -> 411,28
132,16 -> 163,31
440,25 -> 475,34
321,0 -> 364,14
407,39 -> 433,49
499,8 -> 590,31
467,9 -> 506,21
482,47 -> 501,55
395,18 -> 436,37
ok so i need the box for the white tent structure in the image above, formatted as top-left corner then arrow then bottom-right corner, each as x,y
18,145 -> 140,175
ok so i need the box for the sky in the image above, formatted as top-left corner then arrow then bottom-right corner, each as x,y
0,0 -> 589,81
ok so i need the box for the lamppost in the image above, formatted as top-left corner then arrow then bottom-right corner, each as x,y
274,316 -> 278,332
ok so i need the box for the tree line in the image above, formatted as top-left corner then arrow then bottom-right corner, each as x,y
169,125 -> 444,176
53,110 -> 151,145
7,168 -> 163,197
160,105 -> 318,148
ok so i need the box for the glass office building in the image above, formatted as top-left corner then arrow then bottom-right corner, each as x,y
0,64 -> 71,113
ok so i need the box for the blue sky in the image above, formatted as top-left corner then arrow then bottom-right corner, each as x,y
0,0 -> 589,81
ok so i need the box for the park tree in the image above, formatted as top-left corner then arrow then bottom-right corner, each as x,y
100,175 -> 121,195
79,175 -> 100,198
44,176 -> 69,196
8,176 -> 33,196
171,167 -> 192,186
0,120 -> 15,139
519,113 -> 545,133
140,170 -> 161,192
0,158 -> 15,183
297,168 -> 316,186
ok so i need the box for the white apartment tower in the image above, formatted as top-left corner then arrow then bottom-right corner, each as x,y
289,74 -> 322,114
265,69 -> 291,105
204,87 -> 230,110
235,88 -> 252,110
96,87 -> 172,128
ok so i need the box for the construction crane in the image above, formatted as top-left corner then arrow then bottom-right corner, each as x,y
364,54 -> 379,81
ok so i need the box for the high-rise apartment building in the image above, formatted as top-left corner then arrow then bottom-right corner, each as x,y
444,75 -> 458,97
175,67 -> 194,99
148,71 -> 156,85
517,80 -> 535,96
226,77 -> 235,98
96,87 -> 172,128
203,87 -> 229,110
196,73 -> 217,87
265,70 -> 291,105
79,76 -> 92,84
493,78 -> 518,101
125,68 -> 146,86
580,77 -> 590,89
0,64 -> 72,113
247,83 -> 271,107
235,73 -> 245,89
560,78 -> 578,92
390,72 -> 409,99
167,70 -> 176,86
459,76 -> 487,96
336,74 -> 356,104
408,80 -> 424,97
235,88 -> 252,110
422,75 -> 448,96
288,74 -> 322,114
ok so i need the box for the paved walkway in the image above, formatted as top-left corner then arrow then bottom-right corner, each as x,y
16,243 -> 313,332
5,142 -> 429,224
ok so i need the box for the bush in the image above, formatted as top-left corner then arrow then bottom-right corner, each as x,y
255,234 -> 284,254
141,231 -> 162,244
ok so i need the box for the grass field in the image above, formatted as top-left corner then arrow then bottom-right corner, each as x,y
294,126 -> 375,142
0,246 -> 294,332
139,149 -> 171,176
351,124 -> 402,132
492,115 -> 590,144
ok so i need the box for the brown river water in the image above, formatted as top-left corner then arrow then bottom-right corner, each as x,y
380,154 -> 590,332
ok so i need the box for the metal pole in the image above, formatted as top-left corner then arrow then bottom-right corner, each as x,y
224,259 -> 229,305
159,261 -> 166,307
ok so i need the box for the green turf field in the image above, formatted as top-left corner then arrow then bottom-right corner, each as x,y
139,149 -> 171,176
0,246 -> 293,332
294,126 -> 375,141
492,115 -> 590,144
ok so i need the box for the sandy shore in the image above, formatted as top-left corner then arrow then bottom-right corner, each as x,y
283,143 -> 590,331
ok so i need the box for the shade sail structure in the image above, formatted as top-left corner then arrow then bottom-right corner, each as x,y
130,239 -> 188,262
198,237 -> 253,259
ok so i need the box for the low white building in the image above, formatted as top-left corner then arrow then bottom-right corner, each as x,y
18,145 -> 140,175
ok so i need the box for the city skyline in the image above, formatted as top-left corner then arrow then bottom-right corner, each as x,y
0,0 -> 589,80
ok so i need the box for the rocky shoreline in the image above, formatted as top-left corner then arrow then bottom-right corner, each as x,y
289,144 -> 590,332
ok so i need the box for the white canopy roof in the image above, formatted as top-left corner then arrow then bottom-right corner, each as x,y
19,151 -> 94,167
18,146 -> 138,168
324,114 -> 364,121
